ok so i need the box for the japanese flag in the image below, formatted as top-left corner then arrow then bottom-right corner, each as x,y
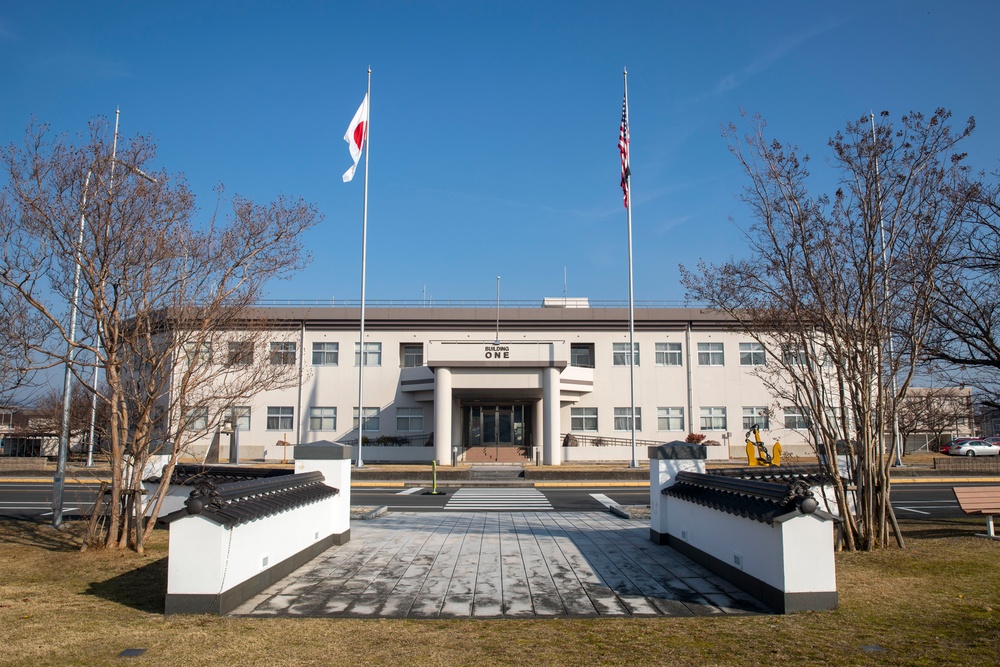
342,93 -> 369,182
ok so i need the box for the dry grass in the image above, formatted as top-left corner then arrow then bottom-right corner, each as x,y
0,517 -> 997,667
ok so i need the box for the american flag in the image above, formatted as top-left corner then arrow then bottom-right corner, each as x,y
618,94 -> 630,209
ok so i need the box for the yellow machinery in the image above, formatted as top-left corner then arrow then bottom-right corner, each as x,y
745,424 -> 781,466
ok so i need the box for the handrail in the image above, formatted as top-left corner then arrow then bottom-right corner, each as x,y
255,298 -> 706,309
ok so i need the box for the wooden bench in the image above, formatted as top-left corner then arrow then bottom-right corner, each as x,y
953,486 -> 1000,540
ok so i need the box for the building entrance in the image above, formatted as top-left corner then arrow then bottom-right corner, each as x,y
463,404 -> 531,463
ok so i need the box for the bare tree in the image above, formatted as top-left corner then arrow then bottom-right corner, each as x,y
0,119 -> 321,552
681,109 -> 976,550
896,386 -> 973,452
926,175 -> 1000,407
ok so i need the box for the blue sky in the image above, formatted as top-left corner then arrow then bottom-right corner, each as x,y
2,1 -> 999,305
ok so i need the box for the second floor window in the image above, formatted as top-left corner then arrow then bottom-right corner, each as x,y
355,342 -> 382,367
227,341 -> 253,366
312,342 -> 339,366
739,342 -> 766,366
400,344 -> 423,367
270,342 -> 296,365
570,343 -> 595,368
613,342 -> 640,366
655,342 -> 682,366
697,342 -> 725,366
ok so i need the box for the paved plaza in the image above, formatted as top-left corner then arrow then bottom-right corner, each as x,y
232,511 -> 769,618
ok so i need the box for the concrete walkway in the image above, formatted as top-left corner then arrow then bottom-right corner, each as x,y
232,511 -> 769,618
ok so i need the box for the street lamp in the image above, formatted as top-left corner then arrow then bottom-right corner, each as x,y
52,158 -> 157,529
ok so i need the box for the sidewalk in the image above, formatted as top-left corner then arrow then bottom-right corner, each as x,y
232,510 -> 767,618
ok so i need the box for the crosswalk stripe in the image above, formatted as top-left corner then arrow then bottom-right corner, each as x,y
444,487 -> 553,511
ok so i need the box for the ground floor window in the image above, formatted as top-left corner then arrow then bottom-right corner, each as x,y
267,406 -> 294,430
700,406 -> 727,430
226,406 -> 251,431
183,406 -> 209,432
657,407 -> 684,431
742,407 -> 769,431
309,407 -> 337,431
354,407 -> 381,431
396,407 -> 424,432
571,407 -> 598,431
784,407 -> 810,430
614,407 -> 642,431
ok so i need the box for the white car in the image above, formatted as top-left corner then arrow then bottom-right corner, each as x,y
949,439 -> 1000,457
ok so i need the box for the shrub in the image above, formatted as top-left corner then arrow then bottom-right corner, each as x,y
685,433 -> 707,444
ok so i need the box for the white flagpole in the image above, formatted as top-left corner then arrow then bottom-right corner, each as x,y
357,69 -> 371,468
624,69 -> 637,468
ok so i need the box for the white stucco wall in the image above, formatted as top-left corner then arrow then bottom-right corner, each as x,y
167,497 -> 335,596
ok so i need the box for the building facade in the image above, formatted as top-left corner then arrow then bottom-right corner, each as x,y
177,301 -> 814,465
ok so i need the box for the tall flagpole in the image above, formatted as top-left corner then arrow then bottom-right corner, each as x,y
357,69 -> 371,468
623,69 -> 638,468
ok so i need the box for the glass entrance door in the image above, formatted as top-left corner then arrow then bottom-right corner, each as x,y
483,407 -> 513,446
465,404 -> 528,462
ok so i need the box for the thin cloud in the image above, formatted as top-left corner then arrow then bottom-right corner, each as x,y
711,17 -> 850,96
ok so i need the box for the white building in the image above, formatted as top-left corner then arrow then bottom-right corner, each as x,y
176,300 -> 814,465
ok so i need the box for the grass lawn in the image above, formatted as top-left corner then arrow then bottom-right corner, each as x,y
0,516 -> 997,667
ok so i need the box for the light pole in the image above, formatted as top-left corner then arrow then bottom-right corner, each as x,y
52,157 -> 157,529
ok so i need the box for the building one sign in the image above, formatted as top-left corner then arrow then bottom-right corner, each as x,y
427,340 -> 568,368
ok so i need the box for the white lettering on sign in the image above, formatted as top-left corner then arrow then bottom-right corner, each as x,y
484,345 -> 510,360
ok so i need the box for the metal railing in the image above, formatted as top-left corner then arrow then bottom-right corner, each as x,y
256,298 -> 705,309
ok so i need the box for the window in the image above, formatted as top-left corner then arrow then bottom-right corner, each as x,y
151,406 -> 166,435
400,344 -> 423,368
312,342 -> 339,366
266,406 -> 294,430
571,407 -> 598,432
784,406 -> 810,430
614,407 -> 642,431
183,406 -> 209,432
270,341 -> 296,365
353,407 -> 381,431
742,407 -> 769,431
184,341 -> 212,367
227,340 -> 253,366
697,342 -> 725,366
0,410 -> 13,429
655,342 -> 683,366
396,407 -> 424,432
613,342 -> 640,366
226,406 -> 251,431
739,342 -> 766,366
782,346 -> 809,367
570,343 -> 595,368
700,406 -> 727,430
657,407 -> 684,431
354,342 -> 382,367
309,407 -> 337,431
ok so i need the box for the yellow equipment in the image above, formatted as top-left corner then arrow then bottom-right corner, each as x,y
745,424 -> 781,466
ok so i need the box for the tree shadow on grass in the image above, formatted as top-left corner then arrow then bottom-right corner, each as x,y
898,518 -> 986,540
85,556 -> 168,614
0,517 -> 86,552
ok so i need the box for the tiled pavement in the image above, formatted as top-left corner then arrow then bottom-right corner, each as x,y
232,512 -> 770,618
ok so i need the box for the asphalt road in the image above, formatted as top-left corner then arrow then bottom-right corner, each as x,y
0,480 -> 982,520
